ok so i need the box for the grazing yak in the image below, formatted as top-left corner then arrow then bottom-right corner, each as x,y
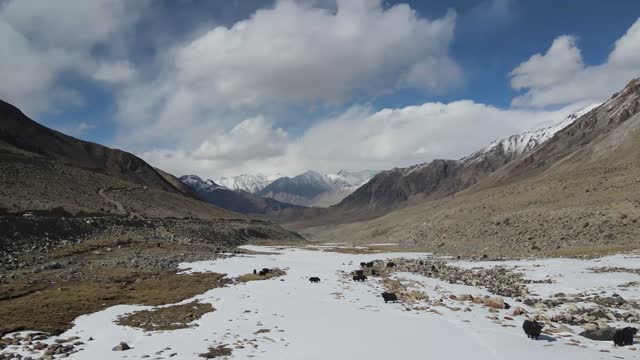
355,270 -> 364,276
386,262 -> 396,268
371,269 -> 378,276
381,292 -> 398,303
614,327 -> 637,346
309,277 -> 321,283
360,262 -> 366,267
522,320 -> 544,340
253,269 -> 257,275
262,268 -> 271,274
365,262 -> 374,268
353,275 -> 367,282
258,270 -> 267,276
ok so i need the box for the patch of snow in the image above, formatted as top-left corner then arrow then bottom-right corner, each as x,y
4,247 -> 640,360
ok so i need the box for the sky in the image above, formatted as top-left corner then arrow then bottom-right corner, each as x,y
1,0 -> 640,178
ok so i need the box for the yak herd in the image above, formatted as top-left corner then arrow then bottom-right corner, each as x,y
257,260 -> 637,347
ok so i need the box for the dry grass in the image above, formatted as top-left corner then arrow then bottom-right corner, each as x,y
199,345 -> 232,358
0,271 -> 228,335
116,301 -> 214,331
235,268 -> 286,282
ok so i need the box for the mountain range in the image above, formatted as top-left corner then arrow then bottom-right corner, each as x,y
302,78 -> 640,257
329,104 -> 599,218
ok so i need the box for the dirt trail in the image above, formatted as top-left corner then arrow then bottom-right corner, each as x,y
98,187 -> 146,219
98,188 -> 126,214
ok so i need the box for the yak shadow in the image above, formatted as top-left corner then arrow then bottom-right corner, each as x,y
536,334 -> 557,342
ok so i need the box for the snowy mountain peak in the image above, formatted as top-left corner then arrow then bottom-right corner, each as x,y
179,175 -> 223,192
215,173 -> 275,193
326,169 -> 380,187
463,103 -> 601,165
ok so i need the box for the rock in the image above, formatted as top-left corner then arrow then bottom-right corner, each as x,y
483,296 -> 505,309
566,304 -> 579,313
579,327 -> 618,341
582,323 -> 599,331
533,302 -> 547,309
112,342 -> 131,351
512,306 -> 527,316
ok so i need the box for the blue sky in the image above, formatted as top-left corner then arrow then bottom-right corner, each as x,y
1,0 -> 639,177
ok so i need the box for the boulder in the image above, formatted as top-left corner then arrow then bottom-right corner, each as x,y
112,342 -> 131,351
512,306 -> 528,316
483,296 -> 505,309
579,327 -> 618,341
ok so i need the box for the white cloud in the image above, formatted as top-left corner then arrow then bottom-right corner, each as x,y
509,18 -> 640,107
192,116 -> 289,162
0,0 -> 147,113
117,0 -> 461,143
139,100 -> 585,179
92,61 -> 136,83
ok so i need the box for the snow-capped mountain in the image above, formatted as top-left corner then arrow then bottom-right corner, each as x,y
326,169 -> 380,188
258,170 -> 379,207
463,104 -> 601,164
179,175 -> 301,214
180,175 -> 224,192
215,174 -> 277,193
337,104 -> 601,213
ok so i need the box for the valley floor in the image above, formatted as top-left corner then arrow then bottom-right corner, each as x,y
2,246 -> 640,359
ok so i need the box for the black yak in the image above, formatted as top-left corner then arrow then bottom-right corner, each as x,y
360,262 -> 366,267
309,277 -> 321,283
614,327 -> 637,346
386,262 -> 396,268
522,320 -> 543,340
262,268 -> 271,274
371,269 -> 378,276
365,262 -> 374,268
353,275 -> 367,282
253,269 -> 257,275
258,270 -> 267,276
355,270 -> 364,276
381,292 -> 398,303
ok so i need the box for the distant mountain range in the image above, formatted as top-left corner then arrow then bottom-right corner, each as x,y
184,169 -> 379,210
179,175 -> 304,215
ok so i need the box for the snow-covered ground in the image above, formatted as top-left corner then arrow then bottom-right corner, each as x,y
3,246 -> 640,359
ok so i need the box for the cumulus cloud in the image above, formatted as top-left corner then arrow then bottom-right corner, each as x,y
117,0 -> 462,143
139,100 -> 585,179
509,18 -> 640,107
192,116 -> 289,162
0,0 -> 147,113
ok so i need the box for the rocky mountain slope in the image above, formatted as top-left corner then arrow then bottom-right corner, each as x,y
0,100 -> 189,196
304,78 -> 640,257
180,175 -> 304,215
0,99 -> 302,259
331,104 -> 598,217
